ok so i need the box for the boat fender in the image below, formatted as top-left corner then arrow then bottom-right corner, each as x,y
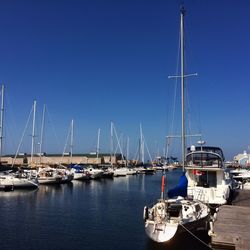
143,206 -> 149,221
208,220 -> 214,236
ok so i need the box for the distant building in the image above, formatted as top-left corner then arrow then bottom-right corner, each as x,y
233,150 -> 250,166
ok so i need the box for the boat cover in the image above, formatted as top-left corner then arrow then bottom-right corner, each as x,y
167,173 -> 188,198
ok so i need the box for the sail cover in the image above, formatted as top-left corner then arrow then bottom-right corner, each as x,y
167,173 -> 188,198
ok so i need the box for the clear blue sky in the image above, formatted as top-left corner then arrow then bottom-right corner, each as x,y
0,0 -> 249,160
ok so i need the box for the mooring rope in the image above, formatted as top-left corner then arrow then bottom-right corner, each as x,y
179,223 -> 212,249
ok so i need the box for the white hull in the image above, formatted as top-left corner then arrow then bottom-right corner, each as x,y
113,168 -> 128,177
38,176 -> 62,185
13,178 -> 39,189
145,221 -> 178,242
73,172 -> 90,180
0,176 -> 14,191
86,168 -> 103,179
144,198 -> 209,242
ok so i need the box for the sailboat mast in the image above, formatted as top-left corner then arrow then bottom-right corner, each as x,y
110,122 -> 113,166
140,123 -> 144,164
180,7 -> 186,172
31,100 -> 36,164
0,84 -> 4,162
39,104 -> 46,164
126,137 -> 129,167
96,128 -> 100,164
70,119 -> 74,163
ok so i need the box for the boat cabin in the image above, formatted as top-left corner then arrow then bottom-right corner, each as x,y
185,146 -> 231,205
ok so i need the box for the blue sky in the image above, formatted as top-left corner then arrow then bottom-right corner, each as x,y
0,0 -> 249,160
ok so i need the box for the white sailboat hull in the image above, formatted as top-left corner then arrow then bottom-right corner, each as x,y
145,221 -> 178,242
38,176 -> 62,185
144,198 -> 209,243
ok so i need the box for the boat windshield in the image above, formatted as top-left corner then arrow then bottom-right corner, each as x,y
186,146 -> 224,167
186,152 -> 223,167
187,146 -> 224,160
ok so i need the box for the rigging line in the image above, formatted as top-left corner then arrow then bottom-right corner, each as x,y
46,107 -> 61,151
12,105 -> 33,167
179,223 -> 212,249
184,18 -> 202,137
142,133 -> 153,164
133,142 -> 139,162
5,87 -> 22,154
170,28 -> 181,138
61,121 -> 72,163
185,80 -> 193,146
112,125 -> 125,161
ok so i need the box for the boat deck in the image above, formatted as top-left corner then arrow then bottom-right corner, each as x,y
211,190 -> 250,250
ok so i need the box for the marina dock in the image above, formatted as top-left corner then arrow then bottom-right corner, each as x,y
211,190 -> 250,250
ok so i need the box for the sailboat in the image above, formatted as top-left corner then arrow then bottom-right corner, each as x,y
143,7 -> 209,242
0,91 -> 39,190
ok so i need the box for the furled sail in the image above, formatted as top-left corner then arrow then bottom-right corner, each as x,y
167,173 -> 188,198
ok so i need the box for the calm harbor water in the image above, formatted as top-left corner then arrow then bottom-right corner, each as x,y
0,169 -> 210,250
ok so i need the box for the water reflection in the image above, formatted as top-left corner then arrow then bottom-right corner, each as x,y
0,189 -> 38,198
0,169 -> 209,250
146,230 -> 211,250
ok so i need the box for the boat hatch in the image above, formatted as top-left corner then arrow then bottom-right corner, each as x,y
195,204 -> 201,213
167,204 -> 182,217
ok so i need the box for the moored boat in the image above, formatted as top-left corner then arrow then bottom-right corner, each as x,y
38,167 -> 63,185
144,174 -> 209,242
70,164 -> 90,180
185,145 -> 237,206
143,6 -> 210,243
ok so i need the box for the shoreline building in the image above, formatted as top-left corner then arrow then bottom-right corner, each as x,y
233,150 -> 250,167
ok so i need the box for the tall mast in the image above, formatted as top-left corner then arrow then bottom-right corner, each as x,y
39,104 -> 46,164
110,122 -> 113,166
0,84 -> 4,162
168,7 -> 197,171
140,123 -> 144,164
180,7 -> 186,171
126,137 -> 129,167
70,119 -> 74,163
96,128 -> 100,165
31,100 -> 36,164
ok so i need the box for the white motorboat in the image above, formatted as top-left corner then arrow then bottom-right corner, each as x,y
144,175 -> 209,242
230,168 -> 250,182
186,146 -> 236,206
